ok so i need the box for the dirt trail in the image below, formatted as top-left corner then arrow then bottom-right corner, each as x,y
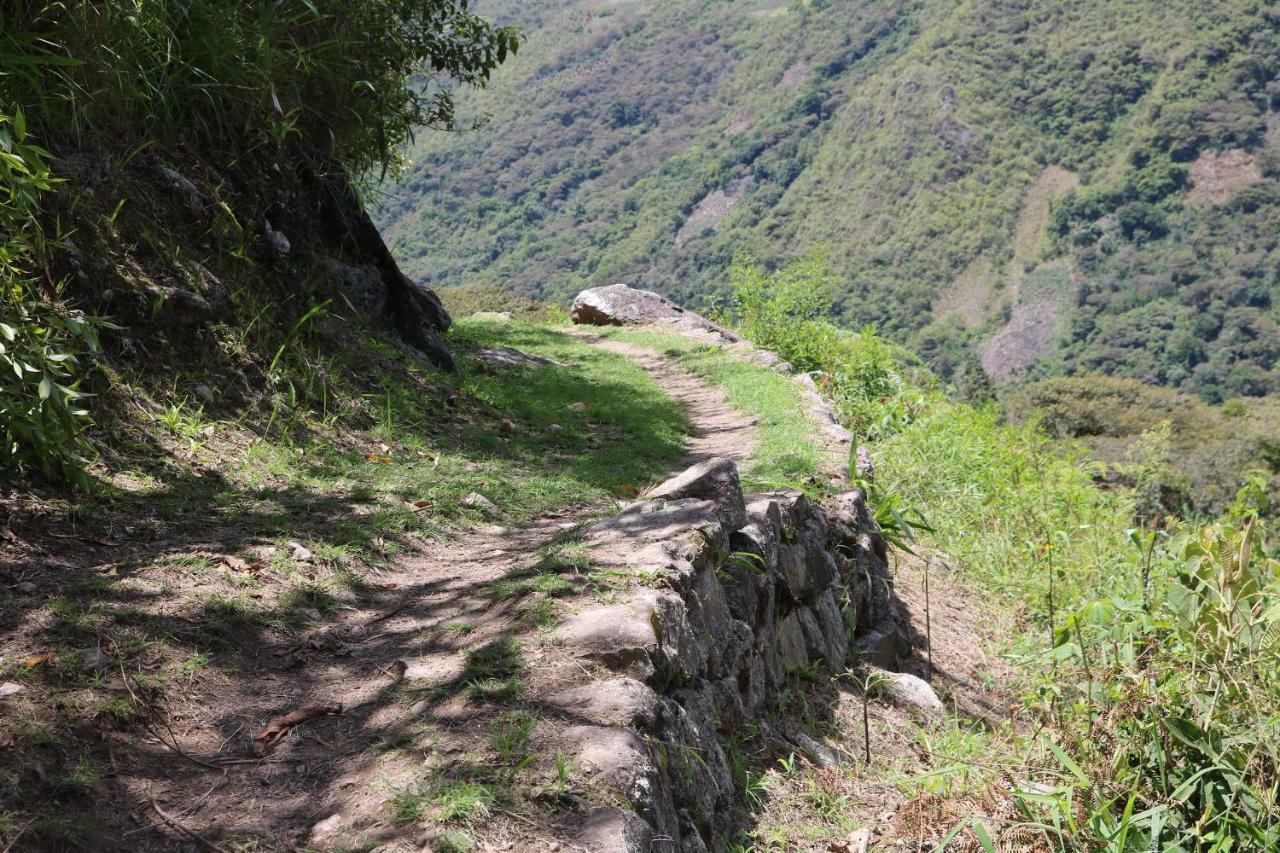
112,333 -> 762,851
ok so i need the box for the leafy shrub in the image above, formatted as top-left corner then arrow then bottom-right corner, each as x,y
0,298 -> 105,488
1,1 -> 521,176
0,109 -> 104,487
1033,514 -> 1280,848
439,283 -> 564,322
724,256 -> 925,439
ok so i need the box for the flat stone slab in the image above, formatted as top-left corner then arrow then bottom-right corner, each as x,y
549,677 -> 660,729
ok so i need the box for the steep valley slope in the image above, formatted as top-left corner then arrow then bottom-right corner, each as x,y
378,0 -> 1280,401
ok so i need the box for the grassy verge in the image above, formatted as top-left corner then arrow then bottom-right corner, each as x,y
595,326 -> 832,494
713,258 -> 1280,849
85,316 -> 690,561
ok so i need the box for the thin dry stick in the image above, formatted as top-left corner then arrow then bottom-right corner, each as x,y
924,555 -> 933,681
862,678 -> 872,764
148,788 -> 231,853
1,818 -> 35,853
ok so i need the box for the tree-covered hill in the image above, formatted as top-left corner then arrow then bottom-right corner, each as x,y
377,0 -> 1280,401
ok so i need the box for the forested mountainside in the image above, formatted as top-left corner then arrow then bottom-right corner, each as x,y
378,0 -> 1280,401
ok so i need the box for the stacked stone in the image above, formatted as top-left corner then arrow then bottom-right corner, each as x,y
549,458 -> 902,852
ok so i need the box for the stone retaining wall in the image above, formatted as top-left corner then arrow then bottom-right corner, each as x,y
549,457 -> 903,852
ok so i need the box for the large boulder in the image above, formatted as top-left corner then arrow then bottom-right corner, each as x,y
571,284 -> 739,341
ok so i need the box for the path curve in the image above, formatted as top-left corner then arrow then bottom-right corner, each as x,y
383,333 -> 760,637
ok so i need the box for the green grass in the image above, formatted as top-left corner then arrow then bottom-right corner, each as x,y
461,637 -> 525,703
245,315 -> 689,534
389,778 -> 496,825
78,317 -> 691,569
595,327 -> 831,494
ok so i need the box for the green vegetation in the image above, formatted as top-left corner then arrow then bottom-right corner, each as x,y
380,0 -> 1280,402
1,2 -> 519,175
719,259 -> 1280,847
1009,374 -> 1280,518
0,1 -> 519,487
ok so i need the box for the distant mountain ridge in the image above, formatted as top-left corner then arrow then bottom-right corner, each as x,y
378,0 -> 1280,401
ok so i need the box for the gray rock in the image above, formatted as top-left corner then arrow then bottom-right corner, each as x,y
793,371 -> 853,448
813,588 -> 851,670
788,730 -> 849,769
263,219 -> 291,258
686,566 -> 734,675
330,262 -> 387,314
854,446 -> 876,481
473,346 -> 557,369
549,677 -> 660,729
796,606 -> 829,666
775,611 -> 808,674
657,690 -> 734,847
645,458 -> 746,531
741,654 -> 767,718
875,668 -> 945,717
558,603 -> 655,680
76,647 -> 110,676
566,725 -> 676,837
747,349 -> 782,368
709,676 -> 746,732
557,590 -> 702,685
854,619 -> 904,670
193,385 -> 215,405
0,682 -> 26,700
778,538 -> 834,603
566,725 -> 654,790
461,492 -> 501,518
153,163 -> 209,213
570,283 -> 740,341
576,807 -> 656,853
144,284 -> 218,326
190,263 -> 229,307
14,582 -> 36,595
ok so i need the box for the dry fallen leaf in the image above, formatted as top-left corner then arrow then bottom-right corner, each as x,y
24,651 -> 56,669
253,704 -> 342,756
365,453 -> 393,464
617,483 -> 639,497
221,555 -> 261,573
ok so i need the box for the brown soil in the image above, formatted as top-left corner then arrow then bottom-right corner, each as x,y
1186,148 -> 1262,205
978,299 -> 1060,384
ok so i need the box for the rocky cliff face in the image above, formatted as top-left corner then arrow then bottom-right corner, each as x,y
46,148 -> 455,375
549,457 -> 903,851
